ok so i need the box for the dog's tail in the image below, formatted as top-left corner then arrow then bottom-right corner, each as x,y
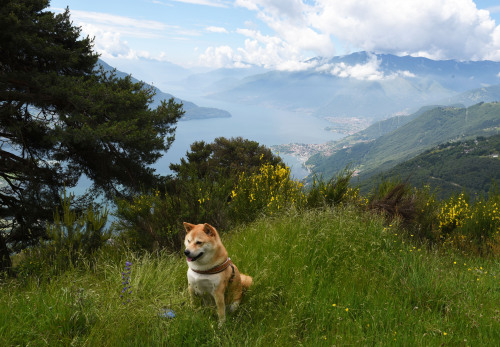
240,274 -> 253,289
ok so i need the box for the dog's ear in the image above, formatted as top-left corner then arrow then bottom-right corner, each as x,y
183,222 -> 196,234
203,223 -> 217,237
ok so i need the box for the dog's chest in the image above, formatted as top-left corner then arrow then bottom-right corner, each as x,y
187,269 -> 222,295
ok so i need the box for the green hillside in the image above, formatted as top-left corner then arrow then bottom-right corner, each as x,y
307,102 -> 500,180
346,105 -> 440,143
1,208 -> 499,346
358,134 -> 500,198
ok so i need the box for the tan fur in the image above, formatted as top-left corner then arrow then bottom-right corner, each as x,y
183,222 -> 252,324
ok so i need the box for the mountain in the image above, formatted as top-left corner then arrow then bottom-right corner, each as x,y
178,66 -> 269,96
441,84 -> 500,107
207,52 -> 500,121
98,59 -> 231,121
330,105 -> 440,146
101,57 -> 193,90
306,102 -> 500,180
358,134 -> 500,198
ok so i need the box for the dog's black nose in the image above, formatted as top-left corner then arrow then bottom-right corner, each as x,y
184,250 -> 190,256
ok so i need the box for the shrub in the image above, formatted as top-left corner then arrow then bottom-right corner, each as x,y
436,193 -> 470,235
368,180 -> 417,224
368,180 -> 439,241
16,191 -> 111,280
114,175 -> 233,252
113,137 -> 286,252
46,191 -> 111,265
437,190 -> 500,254
229,162 -> 304,222
305,168 -> 355,208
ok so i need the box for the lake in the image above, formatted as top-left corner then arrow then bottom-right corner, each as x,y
155,97 -> 344,179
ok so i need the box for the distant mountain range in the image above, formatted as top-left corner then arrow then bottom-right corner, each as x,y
98,59 -> 231,121
100,52 -> 500,124
306,102 -> 500,183
181,51 -> 500,122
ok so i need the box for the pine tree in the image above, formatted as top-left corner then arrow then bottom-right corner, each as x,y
0,0 -> 184,271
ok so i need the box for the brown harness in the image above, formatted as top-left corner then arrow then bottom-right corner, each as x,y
191,257 -> 236,282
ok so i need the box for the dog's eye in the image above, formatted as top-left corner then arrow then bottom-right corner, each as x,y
195,241 -> 202,245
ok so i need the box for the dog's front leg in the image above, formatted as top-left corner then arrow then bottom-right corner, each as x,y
213,288 -> 226,325
188,283 -> 197,307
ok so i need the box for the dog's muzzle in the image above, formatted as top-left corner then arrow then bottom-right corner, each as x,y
184,250 -> 204,262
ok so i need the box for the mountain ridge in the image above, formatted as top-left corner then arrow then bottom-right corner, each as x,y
358,134 -> 500,198
200,51 -> 500,121
98,59 -> 231,121
306,102 -> 500,181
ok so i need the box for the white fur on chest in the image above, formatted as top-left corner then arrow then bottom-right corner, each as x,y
187,268 -> 222,296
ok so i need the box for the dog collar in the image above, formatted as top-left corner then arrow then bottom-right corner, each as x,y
191,258 -> 232,275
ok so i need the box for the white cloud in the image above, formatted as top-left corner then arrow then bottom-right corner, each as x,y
52,8 -> 203,61
80,24 -> 132,58
235,0 -> 259,11
68,9 -> 168,34
232,0 -> 500,66
168,0 -> 229,7
200,27 -> 314,70
199,46 -> 248,68
206,26 -> 229,33
315,54 -> 415,81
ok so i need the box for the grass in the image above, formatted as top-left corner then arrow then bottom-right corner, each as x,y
1,207 -> 499,346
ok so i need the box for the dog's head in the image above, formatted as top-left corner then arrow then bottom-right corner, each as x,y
183,222 -> 219,263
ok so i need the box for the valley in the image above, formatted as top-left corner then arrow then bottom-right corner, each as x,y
101,52 -> 500,185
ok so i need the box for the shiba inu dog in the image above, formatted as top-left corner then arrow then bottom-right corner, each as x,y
183,222 -> 253,324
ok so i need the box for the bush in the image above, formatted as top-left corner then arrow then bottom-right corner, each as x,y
306,168 -> 355,208
16,191 -> 111,280
114,163 -> 363,252
114,175 -> 233,252
368,178 -> 500,254
437,190 -> 500,254
367,179 -> 439,241
229,162 -> 304,222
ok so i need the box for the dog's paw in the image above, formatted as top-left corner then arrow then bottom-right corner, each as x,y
229,302 -> 240,313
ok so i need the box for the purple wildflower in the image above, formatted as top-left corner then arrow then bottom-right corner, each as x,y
120,261 -> 132,304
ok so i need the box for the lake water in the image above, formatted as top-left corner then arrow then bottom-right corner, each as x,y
70,97 -> 341,200
154,97 -> 344,179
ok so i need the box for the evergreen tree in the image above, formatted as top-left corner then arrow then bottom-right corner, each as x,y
170,137 -> 283,182
0,0 -> 183,271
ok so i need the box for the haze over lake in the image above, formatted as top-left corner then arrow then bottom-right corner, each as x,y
154,95 -> 344,179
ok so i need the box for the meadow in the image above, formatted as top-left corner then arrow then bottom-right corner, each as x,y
1,206 -> 499,346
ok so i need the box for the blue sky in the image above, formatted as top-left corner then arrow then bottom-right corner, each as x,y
50,0 -> 500,70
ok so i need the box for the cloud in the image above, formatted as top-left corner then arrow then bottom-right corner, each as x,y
200,27 -> 316,70
67,9 -> 168,35
168,0 -> 230,7
206,26 -> 229,33
311,0 -> 499,61
79,23 -> 132,58
52,8 -> 203,61
235,0 -> 259,11
233,0 -> 500,64
199,45 -> 251,68
315,54 -> 416,81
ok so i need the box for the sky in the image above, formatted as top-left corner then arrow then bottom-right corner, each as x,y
49,0 -> 500,71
